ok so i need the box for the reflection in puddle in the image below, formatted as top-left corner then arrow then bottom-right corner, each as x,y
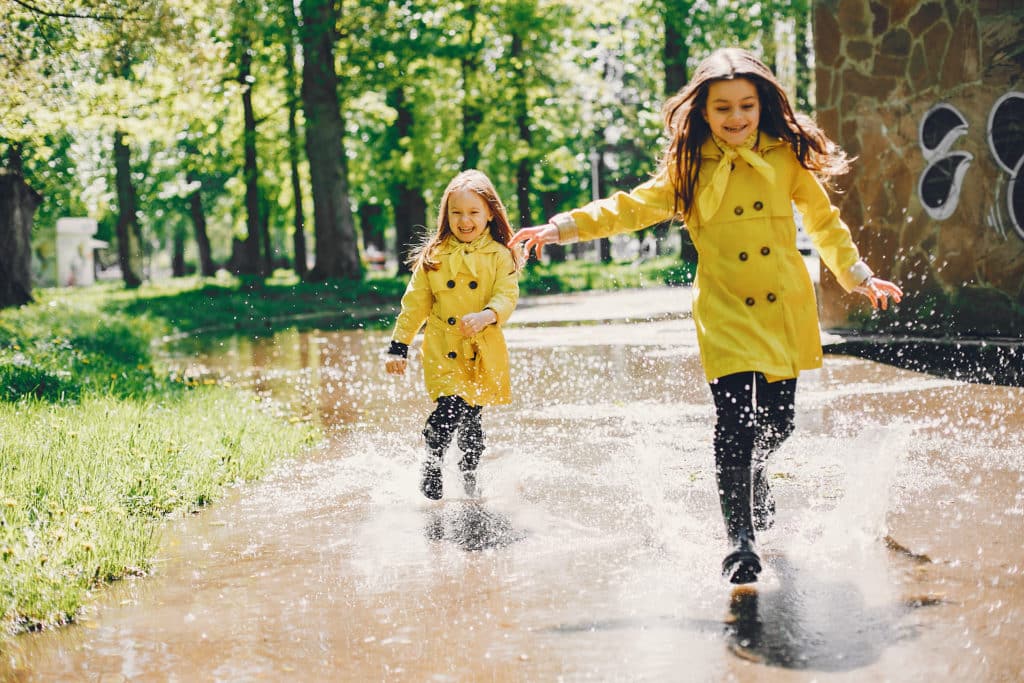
424,501 -> 526,551
724,555 -> 934,671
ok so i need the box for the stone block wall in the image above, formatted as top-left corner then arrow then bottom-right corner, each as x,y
813,0 -> 1024,338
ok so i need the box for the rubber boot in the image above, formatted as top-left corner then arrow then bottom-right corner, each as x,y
717,466 -> 762,584
421,448 -> 443,500
752,456 -> 775,532
458,451 -> 482,497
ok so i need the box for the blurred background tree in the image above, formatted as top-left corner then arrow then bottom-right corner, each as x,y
0,0 -> 815,299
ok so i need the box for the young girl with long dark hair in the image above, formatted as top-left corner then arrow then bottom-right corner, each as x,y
511,48 -> 902,584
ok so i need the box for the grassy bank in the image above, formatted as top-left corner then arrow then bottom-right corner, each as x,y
86,255 -> 694,339
0,298 -> 317,639
0,255 -> 689,639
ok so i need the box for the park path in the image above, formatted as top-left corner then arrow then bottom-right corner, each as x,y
3,285 -> 1022,682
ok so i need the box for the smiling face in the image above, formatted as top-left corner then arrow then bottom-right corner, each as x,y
447,188 -> 493,243
703,78 -> 761,147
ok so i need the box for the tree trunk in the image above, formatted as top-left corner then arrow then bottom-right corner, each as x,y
171,222 -> 186,277
113,129 -> 144,288
284,14 -> 308,279
386,86 -> 427,276
299,0 -> 362,281
0,170 -> 41,308
540,190 -> 566,263
662,4 -> 698,264
460,1 -> 482,170
186,171 -> 216,276
512,32 -> 533,228
795,1 -> 812,111
238,43 -> 264,276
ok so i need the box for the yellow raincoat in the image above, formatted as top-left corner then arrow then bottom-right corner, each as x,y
391,234 -> 519,406
550,134 -> 872,382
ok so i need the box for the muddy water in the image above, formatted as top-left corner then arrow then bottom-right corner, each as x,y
4,290 -> 1023,682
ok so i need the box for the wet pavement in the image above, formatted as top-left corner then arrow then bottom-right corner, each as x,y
3,285 -> 1023,682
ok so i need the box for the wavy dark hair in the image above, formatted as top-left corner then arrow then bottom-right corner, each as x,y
409,169 -> 524,273
661,47 -> 851,219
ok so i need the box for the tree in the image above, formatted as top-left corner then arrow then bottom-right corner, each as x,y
298,0 -> 362,281
0,154 -> 41,308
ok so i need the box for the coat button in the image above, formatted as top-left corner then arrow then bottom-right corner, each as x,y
447,317 -> 456,325
739,251 -> 748,261
745,297 -> 755,306
446,280 -> 455,288
753,201 -> 764,211
767,292 -> 777,303
447,351 -> 457,359
760,246 -> 770,256
734,206 -> 744,216
469,281 -> 478,289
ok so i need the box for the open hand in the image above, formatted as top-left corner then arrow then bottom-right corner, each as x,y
459,310 -> 496,337
510,224 -> 559,261
854,277 -> 903,310
385,357 -> 407,375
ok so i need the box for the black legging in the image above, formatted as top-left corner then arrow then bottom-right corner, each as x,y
709,372 -> 796,470
423,395 -> 485,471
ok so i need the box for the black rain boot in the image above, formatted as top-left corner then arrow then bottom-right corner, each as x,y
752,456 -> 775,532
421,448 -> 443,500
458,451 -> 482,497
717,466 -> 762,584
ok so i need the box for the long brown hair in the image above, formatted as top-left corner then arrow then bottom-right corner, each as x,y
408,169 -> 523,273
661,47 -> 851,219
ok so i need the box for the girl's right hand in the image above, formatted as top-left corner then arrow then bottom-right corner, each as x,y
510,223 -> 559,261
385,357 -> 407,375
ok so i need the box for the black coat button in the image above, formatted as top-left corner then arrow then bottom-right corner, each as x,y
767,292 -> 777,303
447,317 -> 456,325
446,280 -> 455,288
734,206 -> 744,216
753,201 -> 764,211
761,246 -> 770,256
447,351 -> 457,359
739,252 -> 748,261
745,297 -> 755,306
469,281 -> 478,289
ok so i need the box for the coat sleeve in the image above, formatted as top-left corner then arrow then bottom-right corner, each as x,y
791,166 -> 873,292
484,248 -> 519,326
391,266 -> 433,345
550,170 -> 678,244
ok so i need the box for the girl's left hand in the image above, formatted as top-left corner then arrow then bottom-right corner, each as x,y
459,310 -> 497,337
855,277 -> 903,310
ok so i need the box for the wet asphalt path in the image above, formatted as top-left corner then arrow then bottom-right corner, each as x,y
3,285 -> 1023,682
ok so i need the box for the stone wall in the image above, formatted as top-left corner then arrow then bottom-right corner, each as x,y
813,0 -> 1024,338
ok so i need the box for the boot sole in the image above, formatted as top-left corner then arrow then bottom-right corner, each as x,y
723,550 -> 762,584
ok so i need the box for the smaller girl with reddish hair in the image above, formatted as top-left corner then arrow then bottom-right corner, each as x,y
386,169 -> 522,500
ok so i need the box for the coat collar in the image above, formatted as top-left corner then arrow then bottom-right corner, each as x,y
700,132 -> 787,161
437,232 -> 502,255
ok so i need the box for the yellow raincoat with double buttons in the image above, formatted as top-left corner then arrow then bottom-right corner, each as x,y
550,134 -> 872,383
391,233 -> 519,406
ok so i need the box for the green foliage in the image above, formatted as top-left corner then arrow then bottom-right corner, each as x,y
0,281 -> 319,639
0,390 -> 317,636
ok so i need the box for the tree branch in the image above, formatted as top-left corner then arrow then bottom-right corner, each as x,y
8,0 -> 129,21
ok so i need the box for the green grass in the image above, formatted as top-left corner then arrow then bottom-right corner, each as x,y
0,297 -> 318,639
55,256 -> 694,340
0,254 -> 691,639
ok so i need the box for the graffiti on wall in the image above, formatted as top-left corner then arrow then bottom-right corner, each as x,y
918,92 -> 1024,241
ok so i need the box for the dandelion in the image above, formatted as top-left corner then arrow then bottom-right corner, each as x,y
2,499 -> 16,508
77,505 -> 96,514
82,542 -> 95,553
